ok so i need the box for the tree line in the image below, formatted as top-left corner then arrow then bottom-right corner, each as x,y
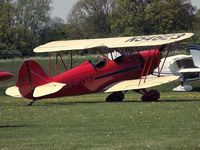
0,0 -> 199,58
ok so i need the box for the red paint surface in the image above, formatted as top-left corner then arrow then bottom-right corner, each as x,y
0,72 -> 13,81
16,49 -> 161,100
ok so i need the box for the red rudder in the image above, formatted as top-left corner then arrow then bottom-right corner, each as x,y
16,60 -> 49,99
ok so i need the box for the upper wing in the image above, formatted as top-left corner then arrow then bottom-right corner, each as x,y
34,33 -> 193,53
105,75 -> 179,93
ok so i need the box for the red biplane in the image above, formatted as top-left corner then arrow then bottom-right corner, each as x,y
0,71 -> 13,82
6,33 -> 193,105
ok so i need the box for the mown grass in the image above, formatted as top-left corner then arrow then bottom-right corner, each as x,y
0,57 -> 200,149
0,93 -> 200,150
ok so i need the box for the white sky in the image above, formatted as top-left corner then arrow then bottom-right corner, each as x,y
51,0 -> 78,20
51,0 -> 200,20
192,0 -> 200,8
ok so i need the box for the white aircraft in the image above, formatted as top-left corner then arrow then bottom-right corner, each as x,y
155,45 -> 200,92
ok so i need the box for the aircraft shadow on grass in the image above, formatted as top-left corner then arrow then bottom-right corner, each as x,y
33,101 -> 112,106
0,125 -> 36,129
31,98 -> 200,106
159,99 -> 200,103
192,87 -> 200,92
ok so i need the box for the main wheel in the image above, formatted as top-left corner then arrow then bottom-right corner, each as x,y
106,92 -> 124,102
141,89 -> 160,102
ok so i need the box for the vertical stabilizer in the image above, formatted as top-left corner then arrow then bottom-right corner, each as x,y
189,45 -> 200,68
16,60 -> 50,99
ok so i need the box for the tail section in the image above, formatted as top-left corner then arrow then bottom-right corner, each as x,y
16,60 -> 50,99
189,45 -> 200,68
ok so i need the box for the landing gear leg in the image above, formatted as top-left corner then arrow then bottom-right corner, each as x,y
106,92 -> 124,102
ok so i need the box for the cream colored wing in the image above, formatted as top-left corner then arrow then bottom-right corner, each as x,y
6,86 -> 22,98
33,82 -> 66,98
105,75 -> 180,93
34,33 -> 193,53
6,83 -> 66,98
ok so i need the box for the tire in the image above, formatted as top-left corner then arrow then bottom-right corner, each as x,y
141,89 -> 160,102
106,92 -> 124,102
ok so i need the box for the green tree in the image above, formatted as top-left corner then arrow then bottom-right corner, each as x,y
67,0 -> 115,38
39,17 -> 68,43
12,0 -> 53,56
0,0 -> 13,47
191,8 -> 200,44
0,0 -> 20,58
110,0 -> 195,36
144,0 -> 195,33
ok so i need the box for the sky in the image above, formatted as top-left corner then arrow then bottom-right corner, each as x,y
51,0 -> 78,20
192,0 -> 200,8
51,0 -> 200,20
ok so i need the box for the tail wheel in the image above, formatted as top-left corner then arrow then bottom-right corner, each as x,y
141,89 -> 160,102
106,92 -> 124,102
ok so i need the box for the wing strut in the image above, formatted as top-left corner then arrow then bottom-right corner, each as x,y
95,48 -> 108,59
109,49 -> 114,60
70,51 -> 73,69
58,52 -> 68,70
139,50 -> 152,85
158,45 -> 171,76
138,48 -> 162,86
144,49 -> 158,81
49,52 -> 70,76
55,53 -> 59,75
48,53 -> 52,76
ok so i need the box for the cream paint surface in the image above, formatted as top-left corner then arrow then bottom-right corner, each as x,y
105,75 -> 180,93
34,33 -> 194,53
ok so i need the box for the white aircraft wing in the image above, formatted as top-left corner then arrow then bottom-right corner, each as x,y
34,33 -> 193,53
105,75 -> 179,93
178,68 -> 200,73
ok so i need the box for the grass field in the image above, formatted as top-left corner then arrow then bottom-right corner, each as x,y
0,93 -> 200,150
0,58 -> 200,149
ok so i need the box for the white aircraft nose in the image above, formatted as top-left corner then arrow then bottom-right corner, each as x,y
173,85 -> 193,92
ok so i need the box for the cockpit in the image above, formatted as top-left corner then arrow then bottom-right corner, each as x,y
91,50 -> 123,69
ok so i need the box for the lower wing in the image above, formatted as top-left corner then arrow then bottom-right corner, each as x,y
105,75 -> 179,93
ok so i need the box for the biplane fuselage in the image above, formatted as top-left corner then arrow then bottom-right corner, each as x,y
17,49 -> 160,100
52,50 -> 160,97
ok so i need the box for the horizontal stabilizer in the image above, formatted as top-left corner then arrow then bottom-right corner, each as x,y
33,82 -> 66,98
6,86 -> 22,98
178,68 -> 200,73
105,75 -> 179,93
